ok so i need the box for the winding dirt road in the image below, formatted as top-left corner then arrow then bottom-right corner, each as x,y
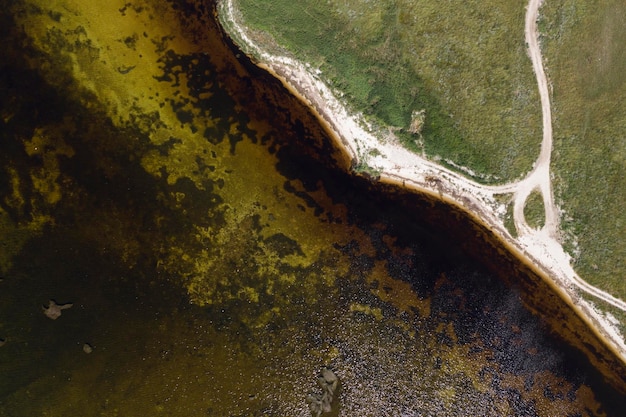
490,0 -> 558,240
498,0 -> 626,312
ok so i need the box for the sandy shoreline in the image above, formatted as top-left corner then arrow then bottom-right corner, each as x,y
217,0 -> 626,370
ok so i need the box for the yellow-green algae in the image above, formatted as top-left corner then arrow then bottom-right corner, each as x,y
0,0 -> 623,415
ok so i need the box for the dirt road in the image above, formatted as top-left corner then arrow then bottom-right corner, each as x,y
501,0 -> 558,239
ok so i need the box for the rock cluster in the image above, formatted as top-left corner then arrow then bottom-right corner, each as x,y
306,367 -> 339,417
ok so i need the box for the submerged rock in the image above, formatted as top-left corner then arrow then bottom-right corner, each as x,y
306,367 -> 339,416
42,299 -> 73,320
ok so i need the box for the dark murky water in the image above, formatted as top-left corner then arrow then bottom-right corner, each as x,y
0,1 -> 623,415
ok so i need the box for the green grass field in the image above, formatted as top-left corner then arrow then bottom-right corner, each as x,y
540,0 -> 626,299
233,0 -> 542,184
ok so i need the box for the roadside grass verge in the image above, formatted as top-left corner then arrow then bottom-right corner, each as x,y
232,0 -> 542,184
539,0 -> 626,300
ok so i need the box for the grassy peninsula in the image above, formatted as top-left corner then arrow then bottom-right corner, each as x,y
227,0 -> 626,322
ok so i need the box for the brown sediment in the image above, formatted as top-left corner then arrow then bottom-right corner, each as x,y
211,1 -> 626,394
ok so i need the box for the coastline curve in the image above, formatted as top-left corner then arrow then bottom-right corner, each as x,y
216,0 -> 626,384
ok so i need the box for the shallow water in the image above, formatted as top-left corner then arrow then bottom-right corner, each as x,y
0,0 -> 623,415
